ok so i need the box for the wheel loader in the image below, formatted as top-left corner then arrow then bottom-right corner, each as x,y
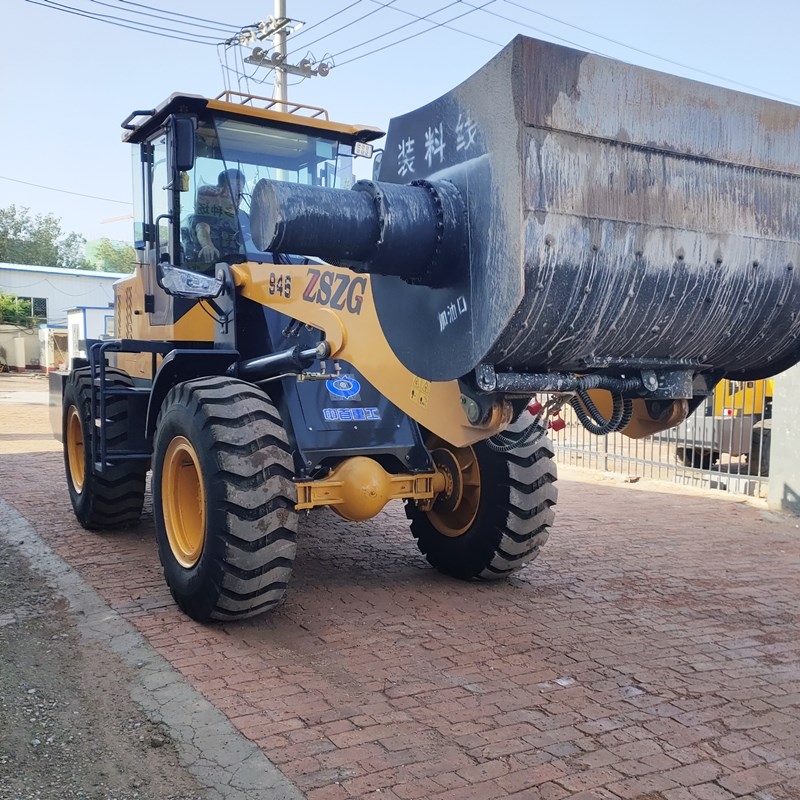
53,35 -> 800,622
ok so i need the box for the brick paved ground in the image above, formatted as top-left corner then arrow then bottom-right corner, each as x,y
2,382 -> 800,800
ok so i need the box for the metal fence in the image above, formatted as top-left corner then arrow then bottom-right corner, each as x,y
550,380 -> 772,498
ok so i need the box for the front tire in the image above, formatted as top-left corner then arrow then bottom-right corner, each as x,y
152,377 -> 297,622
62,367 -> 146,530
407,418 -> 557,580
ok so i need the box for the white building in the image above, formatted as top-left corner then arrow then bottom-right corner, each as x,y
0,263 -> 125,371
0,262 -> 125,326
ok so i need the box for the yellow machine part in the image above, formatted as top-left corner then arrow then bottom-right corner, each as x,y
112,271 -> 216,381
232,262 -> 513,447
110,262 -> 692,446
296,457 -> 445,521
583,390 -> 689,439
713,379 -> 773,417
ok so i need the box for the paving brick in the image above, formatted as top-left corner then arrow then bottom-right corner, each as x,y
606,773 -> 680,798
305,784 -> 350,800
716,748 -> 767,772
340,767 -> 413,796
431,771 -> 470,790
555,766 -> 623,792
688,783 -> 737,800
428,780 -> 508,800
497,761 -> 569,794
717,765 -> 785,795
663,760 -> 724,786
469,738 -> 535,760
5,398 -> 800,800
457,759 -> 512,784
559,792 -> 609,800
574,748 -> 621,768
663,789 -> 697,800
537,782 -> 571,800
392,778 -> 444,799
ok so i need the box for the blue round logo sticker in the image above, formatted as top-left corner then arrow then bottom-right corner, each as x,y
326,374 -> 361,400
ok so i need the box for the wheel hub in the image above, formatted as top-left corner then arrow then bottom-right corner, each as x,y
426,439 -> 481,538
161,436 -> 206,568
431,447 -> 463,514
66,405 -> 85,493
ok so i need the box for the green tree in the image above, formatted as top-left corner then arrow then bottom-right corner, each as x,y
0,205 -> 89,269
0,290 -> 33,324
85,238 -> 137,273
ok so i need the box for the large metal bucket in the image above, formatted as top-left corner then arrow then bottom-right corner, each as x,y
253,35 -> 800,385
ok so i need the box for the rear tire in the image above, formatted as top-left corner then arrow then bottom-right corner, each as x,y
62,367 -> 146,530
749,421 -> 771,477
676,446 -> 714,470
152,377 -> 297,622
407,416 -> 557,580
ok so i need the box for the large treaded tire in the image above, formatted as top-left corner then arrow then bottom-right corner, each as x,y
749,420 -> 771,477
62,367 -> 147,530
406,417 -> 558,581
675,446 -> 714,470
152,376 -> 298,622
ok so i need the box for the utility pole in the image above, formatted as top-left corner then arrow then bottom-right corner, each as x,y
273,0 -> 288,105
227,3 -> 331,103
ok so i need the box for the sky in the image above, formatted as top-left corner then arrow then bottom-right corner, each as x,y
1,0 -> 799,246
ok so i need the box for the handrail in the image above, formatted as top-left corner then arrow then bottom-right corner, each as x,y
214,91 -> 329,119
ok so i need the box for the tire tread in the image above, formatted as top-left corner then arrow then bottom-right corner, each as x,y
153,376 -> 297,622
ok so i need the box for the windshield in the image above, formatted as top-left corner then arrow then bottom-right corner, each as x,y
179,117 -> 354,268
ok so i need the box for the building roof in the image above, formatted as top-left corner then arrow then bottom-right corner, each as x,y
0,262 -> 127,280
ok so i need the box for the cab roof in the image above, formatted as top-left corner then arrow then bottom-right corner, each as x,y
121,92 -> 385,145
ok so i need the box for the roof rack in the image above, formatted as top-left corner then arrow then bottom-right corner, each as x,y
214,91 -> 329,120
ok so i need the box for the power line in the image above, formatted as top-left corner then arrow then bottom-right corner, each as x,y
25,0 -> 220,44
364,0 -> 503,48
84,0 -> 233,36
331,0 -> 464,60
297,0 -> 400,53
334,0 -> 498,67
116,0 -> 236,30
491,0 -> 800,105
462,1 -> 605,56
27,0 -> 798,106
289,0 -> 366,44
0,175 -> 131,205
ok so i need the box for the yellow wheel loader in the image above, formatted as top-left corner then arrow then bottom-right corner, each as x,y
673,379 -> 774,474
53,36 -> 800,622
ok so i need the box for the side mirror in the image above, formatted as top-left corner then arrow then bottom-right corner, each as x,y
371,149 -> 383,181
167,115 -> 196,173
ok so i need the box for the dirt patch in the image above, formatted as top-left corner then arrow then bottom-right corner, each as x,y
0,537 -> 206,800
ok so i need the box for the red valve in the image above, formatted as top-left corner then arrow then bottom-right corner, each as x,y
548,416 -> 566,432
528,400 -> 543,415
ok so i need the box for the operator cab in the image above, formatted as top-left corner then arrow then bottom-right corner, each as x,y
122,92 -> 383,298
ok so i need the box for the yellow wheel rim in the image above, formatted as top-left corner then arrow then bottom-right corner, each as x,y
162,436 -> 206,568
66,405 -> 85,493
427,436 -> 481,538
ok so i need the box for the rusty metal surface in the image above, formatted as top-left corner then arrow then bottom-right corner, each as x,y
373,35 -> 800,382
